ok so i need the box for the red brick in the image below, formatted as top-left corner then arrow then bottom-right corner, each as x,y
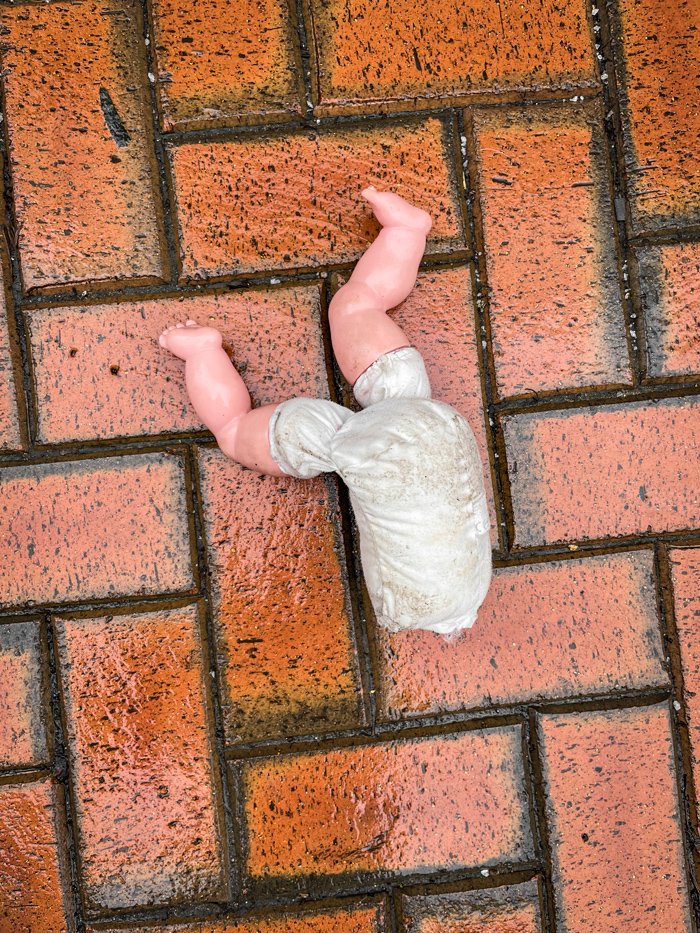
0,0 -> 166,291
87,901 -> 385,932
0,621 -> 49,770
307,0 -> 597,114
198,448 -> 362,744
149,0 -> 303,131
0,453 -> 194,608
473,103 -> 630,398
670,548 -> 700,814
27,285 -> 324,444
613,0 -> 700,230
539,705 -> 692,931
374,266 -> 497,542
376,551 -> 665,721
637,242 -> 700,378
0,269 -> 23,451
504,397 -> 700,546
241,729 -> 531,882
401,881 -> 541,932
0,778 -> 73,932
55,605 -> 226,911
169,118 -> 464,279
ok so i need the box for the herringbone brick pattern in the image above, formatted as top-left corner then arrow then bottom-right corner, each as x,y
0,1 -> 698,930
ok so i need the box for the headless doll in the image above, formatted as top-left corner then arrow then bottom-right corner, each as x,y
160,188 -> 491,634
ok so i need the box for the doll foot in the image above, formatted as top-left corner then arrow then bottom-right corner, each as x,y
362,187 -> 432,235
159,321 -> 223,360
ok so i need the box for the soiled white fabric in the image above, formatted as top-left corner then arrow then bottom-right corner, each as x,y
268,348 -> 492,635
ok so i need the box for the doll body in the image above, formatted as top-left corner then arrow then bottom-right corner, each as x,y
160,189 -> 491,634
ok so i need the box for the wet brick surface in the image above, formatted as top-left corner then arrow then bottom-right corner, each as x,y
55,606 -> 226,911
504,397 -> 700,546
376,551 -> 667,720
1,0 -> 167,292
308,0 -> 597,113
612,0 -> 700,231
27,285 -> 325,443
0,621 -> 49,770
169,119 -> 465,279
149,0 -> 303,131
472,102 -> 631,398
0,1 -> 699,930
0,257 -> 23,451
0,779 -> 73,932
240,729 -> 532,890
0,453 -> 194,608
539,705 -> 693,930
636,241 -> 700,379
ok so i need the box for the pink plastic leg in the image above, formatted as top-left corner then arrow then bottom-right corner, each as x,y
158,322 -> 285,476
329,187 -> 432,386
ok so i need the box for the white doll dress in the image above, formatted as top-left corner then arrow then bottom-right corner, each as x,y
268,347 -> 492,635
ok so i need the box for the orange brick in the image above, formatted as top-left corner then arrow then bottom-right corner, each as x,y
1,0 -> 166,291
87,901 -> 385,932
169,119 -> 464,279
613,0 -> 700,229
0,779 -> 73,932
0,453 -> 194,608
376,551 -> 665,721
0,272 -> 22,451
198,449 -> 362,744
0,621 -> 49,770
381,266 -> 496,542
149,0 -> 303,130
637,242 -> 700,378
55,606 -> 226,911
307,0 -> 596,113
670,548 -> 700,814
473,104 -> 630,398
539,705 -> 692,931
504,397 -> 700,546
402,881 -> 541,932
241,729 -> 531,883
28,285 -> 324,444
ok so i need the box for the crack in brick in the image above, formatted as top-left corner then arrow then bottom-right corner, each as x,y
99,87 -> 131,148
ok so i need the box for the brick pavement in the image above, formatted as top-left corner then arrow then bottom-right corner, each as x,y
0,1 -> 698,930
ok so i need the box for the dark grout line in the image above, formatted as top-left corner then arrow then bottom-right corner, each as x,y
0,589 -> 202,625
494,379 -> 700,416
15,250 -> 474,312
158,92 -> 605,147
655,544 -> 700,930
0,71 -> 37,447
591,0 -> 643,383
240,860 -> 542,910
170,445 -> 242,905
137,0 -> 180,287
82,888 -> 404,930
386,889 -> 401,933
525,711 -> 558,933
45,612 -> 88,932
396,866 -> 541,902
456,108 -> 512,553
221,688 -> 672,763
292,0 -> 316,117
0,765 -> 53,787
498,530 -> 700,563
630,226 -> 700,247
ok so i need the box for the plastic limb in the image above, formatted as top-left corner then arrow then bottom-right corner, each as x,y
158,321 -> 285,476
328,187 -> 432,386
